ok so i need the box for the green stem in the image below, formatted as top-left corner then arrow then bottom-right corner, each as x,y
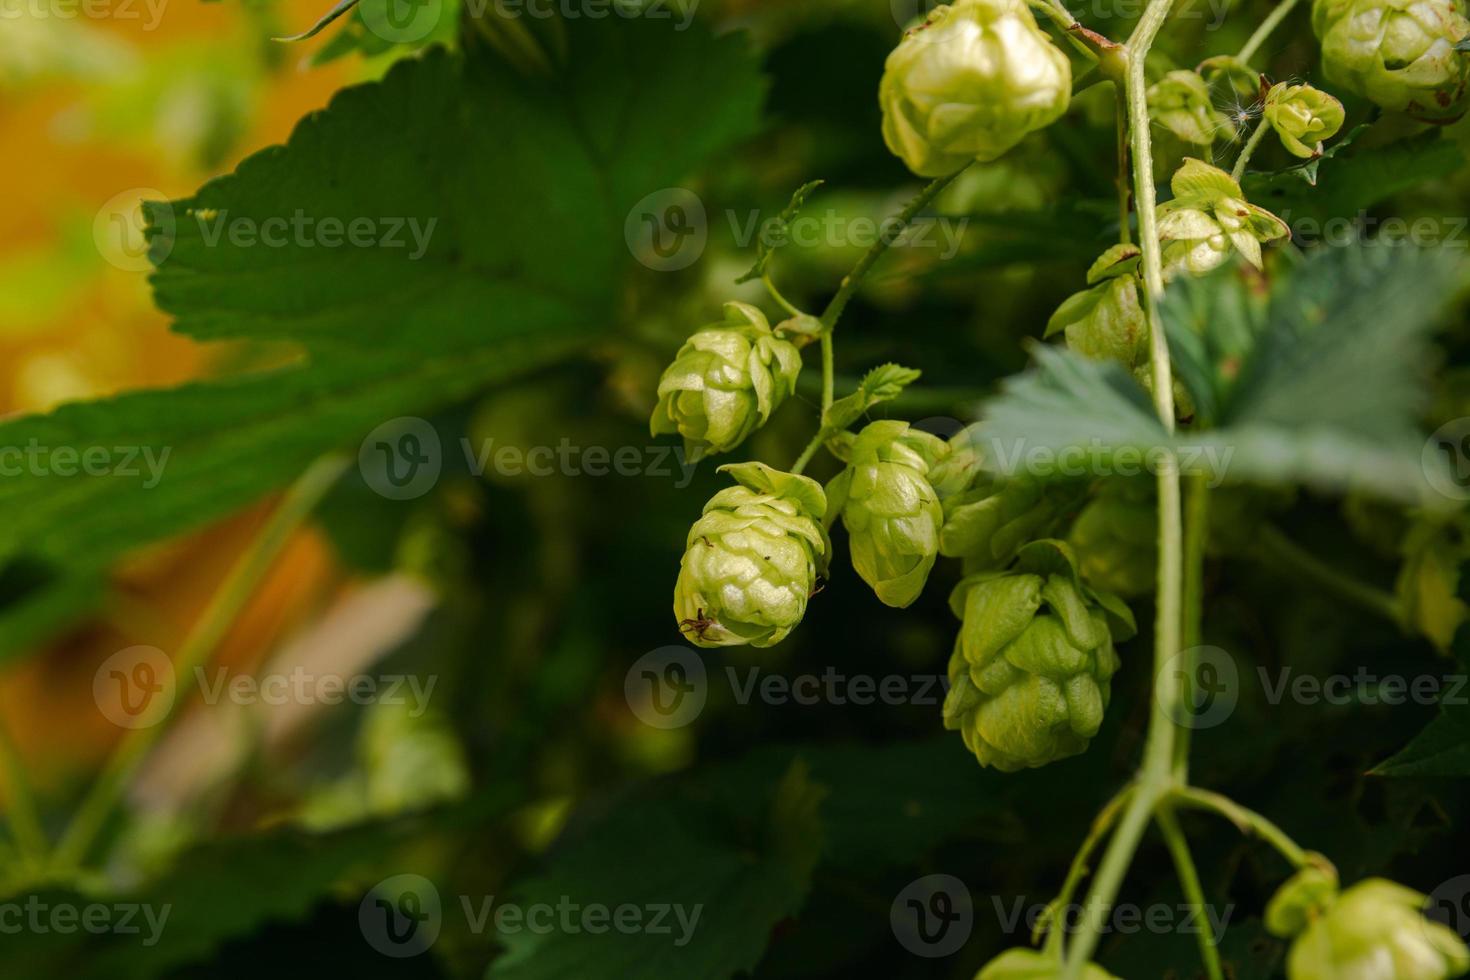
1064,0 -> 1184,970
1115,83 -> 1133,246
0,711 -> 48,861
1041,783 -> 1136,955
763,272 -> 803,318
820,332 -> 835,415
1236,0 -> 1302,64
51,454 -> 349,871
789,431 -> 826,477
1171,786 -> 1311,867
818,167 -> 968,331
1156,805 -> 1225,980
1231,120 -> 1270,183
1254,525 -> 1403,623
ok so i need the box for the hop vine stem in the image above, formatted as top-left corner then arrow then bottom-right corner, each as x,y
1062,0 -> 1192,972
51,454 -> 349,872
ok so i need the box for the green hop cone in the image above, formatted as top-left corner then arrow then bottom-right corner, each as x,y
1265,862 -> 1340,939
827,420 -> 947,608
1265,82 -> 1347,158
943,540 -> 1135,771
1313,0 -> 1470,121
940,474 -> 1074,573
674,462 -> 829,648
975,948 -> 1119,979
1148,70 -> 1237,146
651,301 -> 802,462
1045,244 -> 1147,368
880,0 -> 1072,177
1157,158 -> 1289,278
1282,878 -> 1470,980
1068,479 -> 1157,598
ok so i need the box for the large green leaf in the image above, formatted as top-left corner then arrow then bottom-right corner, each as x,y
0,23 -> 764,581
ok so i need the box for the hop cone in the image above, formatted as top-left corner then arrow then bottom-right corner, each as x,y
827,420 -> 947,608
975,948 -> 1119,979
651,302 -> 802,462
1148,70 -> 1237,146
1068,479 -> 1157,598
674,462 -> 829,649
1277,878 -> 1470,980
1313,0 -> 1470,121
880,0 -> 1071,177
1157,158 -> 1288,278
944,540 -> 1135,771
1264,82 -> 1346,158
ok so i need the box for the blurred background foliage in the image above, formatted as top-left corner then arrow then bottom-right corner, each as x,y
1,0 -> 1469,977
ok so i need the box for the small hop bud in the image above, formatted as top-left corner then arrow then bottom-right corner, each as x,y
651,302 -> 802,462
674,462 -> 830,648
826,420 -> 947,608
1265,82 -> 1347,158
1148,70 -> 1238,146
1157,158 -> 1289,278
943,540 -> 1135,771
975,948 -> 1119,979
1279,878 -> 1470,980
1313,0 -> 1470,121
879,0 -> 1072,177
1046,244 -> 1148,368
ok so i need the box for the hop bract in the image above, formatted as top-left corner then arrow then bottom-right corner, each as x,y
1045,244 -> 1147,368
975,948 -> 1119,979
1068,479 -> 1157,598
1148,70 -> 1237,145
827,420 -> 947,608
651,302 -> 802,462
674,462 -> 829,649
1278,878 -> 1470,980
1157,159 -> 1289,278
879,0 -> 1072,177
1313,0 -> 1470,121
1265,82 -> 1347,158
943,540 -> 1135,771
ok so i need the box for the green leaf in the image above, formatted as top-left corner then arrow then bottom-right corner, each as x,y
977,342 -> 1169,478
735,180 -> 824,284
1208,243 -> 1461,501
0,23 -> 764,579
1374,618 -> 1470,777
484,761 -> 822,980
824,362 -> 922,432
1245,129 -> 1465,225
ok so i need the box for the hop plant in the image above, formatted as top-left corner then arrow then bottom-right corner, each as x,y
674,462 -> 830,648
651,301 -> 802,462
1270,877 -> 1470,980
1313,0 -> 1470,121
975,948 -> 1119,979
940,470 -> 1075,572
1157,158 -> 1289,278
943,540 -> 1135,771
1149,70 -> 1237,145
826,420 -> 947,608
1069,479 -> 1157,598
879,0 -> 1072,177
1045,244 -> 1148,368
1264,82 -> 1347,158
